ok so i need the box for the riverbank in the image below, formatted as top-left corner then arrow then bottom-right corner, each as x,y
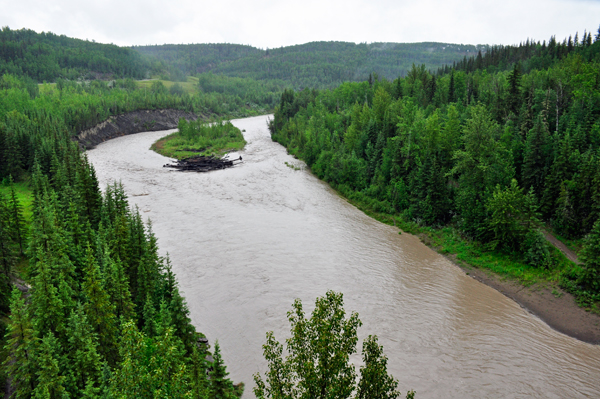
332,186 -> 600,345
74,109 -> 199,149
456,262 -> 600,344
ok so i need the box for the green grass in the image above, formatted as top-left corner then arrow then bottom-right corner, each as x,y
151,120 -> 246,159
0,181 -> 33,224
137,76 -> 200,94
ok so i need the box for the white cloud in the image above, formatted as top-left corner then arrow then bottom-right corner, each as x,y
0,0 -> 598,48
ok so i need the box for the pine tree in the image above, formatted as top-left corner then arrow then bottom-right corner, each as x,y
211,341 -> 234,399
64,305 -> 104,398
448,70 -> 456,103
579,218 -> 600,292
522,114 -> 551,197
189,344 -> 210,399
103,252 -> 135,321
82,246 -> 118,366
30,251 -> 65,338
3,287 -> 37,399
32,332 -> 69,399
507,63 -> 522,117
0,192 -> 17,295
8,176 -> 27,255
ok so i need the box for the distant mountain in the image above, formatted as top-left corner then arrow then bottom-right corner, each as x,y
0,27 -> 149,82
0,26 -> 486,88
134,41 -> 487,88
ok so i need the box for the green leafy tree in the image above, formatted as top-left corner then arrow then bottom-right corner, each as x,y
254,291 -> 410,399
357,335 -> 400,399
485,179 -> 540,251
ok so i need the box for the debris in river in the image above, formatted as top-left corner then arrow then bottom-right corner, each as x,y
163,155 -> 243,172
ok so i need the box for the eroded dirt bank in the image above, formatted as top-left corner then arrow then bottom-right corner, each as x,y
75,109 -> 198,149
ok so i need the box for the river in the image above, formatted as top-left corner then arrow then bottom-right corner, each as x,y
88,115 -> 600,398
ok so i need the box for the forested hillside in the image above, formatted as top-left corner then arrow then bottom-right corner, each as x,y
269,28 -> 600,307
0,74 -> 261,397
0,27 -> 149,82
136,41 -> 484,88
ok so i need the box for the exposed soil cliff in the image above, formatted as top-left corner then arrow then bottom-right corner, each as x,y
75,109 -> 198,149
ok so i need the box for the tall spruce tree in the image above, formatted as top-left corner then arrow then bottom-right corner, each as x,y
3,288 -> 37,399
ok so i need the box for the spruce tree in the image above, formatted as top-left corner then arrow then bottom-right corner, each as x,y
64,305 -> 104,398
448,70 -> 456,103
579,218 -> 600,292
507,63 -> 522,117
0,192 -> 17,305
82,246 -> 118,366
3,287 -> 37,399
8,176 -> 27,255
211,341 -> 234,399
32,332 -> 69,399
30,251 -> 65,338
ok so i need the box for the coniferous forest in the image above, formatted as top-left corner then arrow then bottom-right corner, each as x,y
0,72 -> 254,396
1,22 -> 600,399
269,28 -> 600,306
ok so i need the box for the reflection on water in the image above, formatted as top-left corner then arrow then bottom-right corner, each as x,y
88,115 -> 600,398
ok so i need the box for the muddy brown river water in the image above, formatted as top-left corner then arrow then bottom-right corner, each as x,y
88,115 -> 600,398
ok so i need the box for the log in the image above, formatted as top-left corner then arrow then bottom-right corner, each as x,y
163,155 -> 242,172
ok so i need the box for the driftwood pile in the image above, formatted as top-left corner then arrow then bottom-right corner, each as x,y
163,155 -> 242,172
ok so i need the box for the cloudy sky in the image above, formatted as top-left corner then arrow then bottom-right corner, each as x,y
1,0 -> 599,48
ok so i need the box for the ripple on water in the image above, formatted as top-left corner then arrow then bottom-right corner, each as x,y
88,115 -> 600,399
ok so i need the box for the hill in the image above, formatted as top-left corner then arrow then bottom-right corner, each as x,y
0,27 -> 149,82
135,41 -> 486,88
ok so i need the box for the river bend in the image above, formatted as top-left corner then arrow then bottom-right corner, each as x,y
88,115 -> 600,398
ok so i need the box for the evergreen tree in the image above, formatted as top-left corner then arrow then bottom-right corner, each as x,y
0,192 -> 17,305
448,70 -> 456,103
64,305 -> 104,398
3,287 -> 37,399
451,105 -> 513,238
579,218 -> 600,292
82,246 -> 118,365
506,63 -> 522,117
32,332 -> 69,399
30,251 -> 65,338
8,176 -> 27,255
211,341 -> 234,399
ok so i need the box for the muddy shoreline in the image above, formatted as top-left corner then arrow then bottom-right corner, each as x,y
450,257 -> 600,345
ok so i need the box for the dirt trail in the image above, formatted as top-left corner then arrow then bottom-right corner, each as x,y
543,230 -> 580,264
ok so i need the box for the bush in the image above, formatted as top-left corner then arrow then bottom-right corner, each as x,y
524,230 -> 551,268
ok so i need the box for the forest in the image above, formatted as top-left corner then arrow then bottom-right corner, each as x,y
0,27 -> 483,91
1,22 -> 600,398
269,28 -> 600,306
0,28 -> 149,82
0,70 -> 264,396
135,41 -> 483,88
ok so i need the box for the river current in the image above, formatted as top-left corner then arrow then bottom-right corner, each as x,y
88,115 -> 600,398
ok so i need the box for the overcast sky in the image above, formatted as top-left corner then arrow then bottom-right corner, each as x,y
1,0 -> 599,48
